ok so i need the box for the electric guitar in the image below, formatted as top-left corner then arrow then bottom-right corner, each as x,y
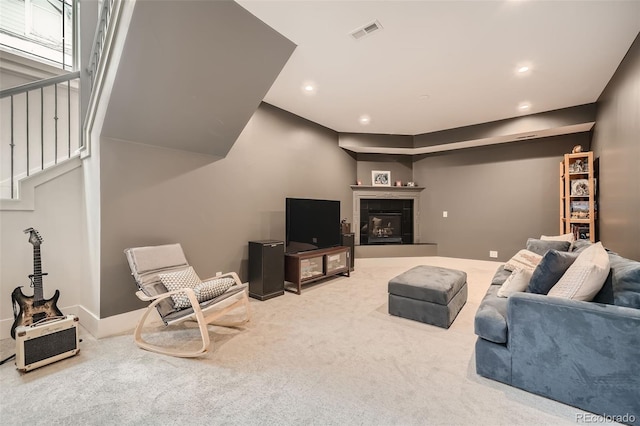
10,228 -> 63,339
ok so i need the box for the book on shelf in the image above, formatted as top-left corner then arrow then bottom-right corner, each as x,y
570,201 -> 590,219
571,224 -> 591,240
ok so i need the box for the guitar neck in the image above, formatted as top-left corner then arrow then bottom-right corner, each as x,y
33,246 -> 44,301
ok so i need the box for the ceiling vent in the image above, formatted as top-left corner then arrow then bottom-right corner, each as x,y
350,20 -> 383,40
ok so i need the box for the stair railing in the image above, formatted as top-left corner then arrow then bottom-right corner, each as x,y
0,71 -> 80,199
87,0 -> 116,90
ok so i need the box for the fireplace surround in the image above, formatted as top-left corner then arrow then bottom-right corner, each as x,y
351,186 -> 424,246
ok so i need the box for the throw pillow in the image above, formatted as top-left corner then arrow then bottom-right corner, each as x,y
571,239 -> 593,253
548,242 -> 610,301
504,249 -> 542,272
194,277 -> 235,302
541,233 -> 575,243
159,266 -> 202,309
526,238 -> 571,256
527,250 -> 579,294
497,269 -> 533,298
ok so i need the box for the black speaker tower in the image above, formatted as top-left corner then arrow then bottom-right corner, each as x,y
248,240 -> 285,301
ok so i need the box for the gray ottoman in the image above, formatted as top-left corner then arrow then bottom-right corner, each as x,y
388,265 -> 468,328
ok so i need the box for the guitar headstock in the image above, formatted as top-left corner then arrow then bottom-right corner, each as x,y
23,227 -> 43,247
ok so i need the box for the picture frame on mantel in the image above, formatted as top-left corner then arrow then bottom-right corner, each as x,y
371,170 -> 391,186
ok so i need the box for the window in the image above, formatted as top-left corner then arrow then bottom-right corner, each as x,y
0,0 -> 76,70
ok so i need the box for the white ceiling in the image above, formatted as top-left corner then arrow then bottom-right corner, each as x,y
237,0 -> 640,136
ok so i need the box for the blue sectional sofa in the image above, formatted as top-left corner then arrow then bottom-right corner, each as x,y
474,241 -> 640,425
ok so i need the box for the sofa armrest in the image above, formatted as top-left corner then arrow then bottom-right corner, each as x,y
507,292 -> 640,420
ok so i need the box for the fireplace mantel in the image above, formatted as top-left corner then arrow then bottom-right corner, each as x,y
350,185 -> 425,192
351,186 -> 424,245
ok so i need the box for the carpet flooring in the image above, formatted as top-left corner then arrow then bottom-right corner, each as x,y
0,257 -> 599,425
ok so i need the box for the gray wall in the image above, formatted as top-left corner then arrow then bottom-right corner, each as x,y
356,153 -> 413,186
413,133 -> 591,261
99,103 -> 355,318
591,33 -> 640,260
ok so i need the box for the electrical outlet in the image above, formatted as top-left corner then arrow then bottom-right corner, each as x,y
489,251 -> 498,258
443,211 -> 448,218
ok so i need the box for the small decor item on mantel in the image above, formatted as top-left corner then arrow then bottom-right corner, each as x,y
406,181 -> 416,187
356,180 -> 362,186
371,170 -> 391,187
395,180 -> 402,187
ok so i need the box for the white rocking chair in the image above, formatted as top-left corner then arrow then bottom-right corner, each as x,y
124,243 -> 251,358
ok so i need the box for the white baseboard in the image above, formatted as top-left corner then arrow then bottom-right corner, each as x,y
1,305 -> 160,341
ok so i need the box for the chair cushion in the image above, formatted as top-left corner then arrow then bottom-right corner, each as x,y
194,277 -> 235,302
159,266 -> 203,308
125,244 -> 190,316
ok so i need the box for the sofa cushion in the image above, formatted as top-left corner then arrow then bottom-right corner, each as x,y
571,239 -> 592,253
474,284 -> 509,344
541,233 -> 575,242
609,254 -> 640,309
504,249 -> 542,272
491,265 -> 512,285
527,250 -> 579,294
498,269 -> 533,298
526,238 -> 571,256
548,242 -> 610,301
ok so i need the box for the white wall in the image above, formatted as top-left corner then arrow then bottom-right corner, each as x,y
0,165 -> 91,339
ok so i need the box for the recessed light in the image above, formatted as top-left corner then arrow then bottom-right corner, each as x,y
515,62 -> 532,76
518,102 -> 531,111
359,115 -> 371,125
301,81 -> 317,95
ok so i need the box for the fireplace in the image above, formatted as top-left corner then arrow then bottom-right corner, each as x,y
368,211 -> 403,244
351,186 -> 423,247
360,199 -> 413,245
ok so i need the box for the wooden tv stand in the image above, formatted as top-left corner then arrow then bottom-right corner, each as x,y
284,246 -> 351,294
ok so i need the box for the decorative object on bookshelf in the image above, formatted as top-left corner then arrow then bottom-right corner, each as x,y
371,170 -> 391,186
571,179 -> 590,196
560,151 -> 597,242
571,145 -> 583,153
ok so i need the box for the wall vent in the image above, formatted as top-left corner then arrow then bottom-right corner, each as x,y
350,20 -> 383,40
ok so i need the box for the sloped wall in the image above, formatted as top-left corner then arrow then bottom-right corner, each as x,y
99,103 -> 355,318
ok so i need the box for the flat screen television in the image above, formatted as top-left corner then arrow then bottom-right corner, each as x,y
285,198 -> 341,254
